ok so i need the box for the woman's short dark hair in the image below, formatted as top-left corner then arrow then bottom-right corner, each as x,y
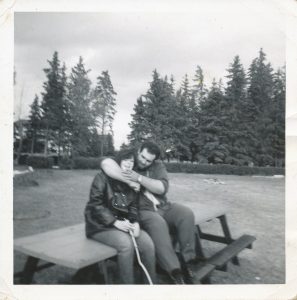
115,148 -> 136,164
139,141 -> 161,160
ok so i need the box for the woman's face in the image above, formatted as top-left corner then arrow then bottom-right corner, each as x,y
120,157 -> 134,171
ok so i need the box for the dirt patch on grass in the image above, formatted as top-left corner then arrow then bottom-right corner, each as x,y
13,170 -> 285,284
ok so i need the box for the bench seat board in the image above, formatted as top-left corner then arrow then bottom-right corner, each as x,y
14,224 -> 117,269
194,263 -> 216,281
208,234 -> 256,268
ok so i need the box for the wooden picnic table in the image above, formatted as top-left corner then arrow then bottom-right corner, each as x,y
14,203 -> 255,284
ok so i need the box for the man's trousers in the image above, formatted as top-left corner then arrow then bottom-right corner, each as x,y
139,202 -> 196,273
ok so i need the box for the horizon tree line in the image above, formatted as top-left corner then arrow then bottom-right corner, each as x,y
127,49 -> 285,167
15,48 -> 285,167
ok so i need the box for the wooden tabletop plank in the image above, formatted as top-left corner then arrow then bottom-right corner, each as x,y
190,203 -> 227,224
14,224 -> 117,269
14,224 -> 85,247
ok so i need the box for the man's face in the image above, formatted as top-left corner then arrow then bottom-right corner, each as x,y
136,148 -> 156,170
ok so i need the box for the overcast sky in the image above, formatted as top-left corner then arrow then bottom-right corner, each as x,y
14,2 -> 285,149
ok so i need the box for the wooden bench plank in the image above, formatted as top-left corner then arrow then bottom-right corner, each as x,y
208,234 -> 256,268
14,224 -> 117,269
194,263 -> 216,282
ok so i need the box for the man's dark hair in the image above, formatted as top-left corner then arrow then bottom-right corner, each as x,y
139,141 -> 161,160
115,148 -> 135,164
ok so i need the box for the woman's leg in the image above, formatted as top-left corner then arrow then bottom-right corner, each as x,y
91,229 -> 134,284
135,229 -> 156,283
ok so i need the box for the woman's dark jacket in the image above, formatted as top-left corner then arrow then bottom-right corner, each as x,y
84,169 -> 138,238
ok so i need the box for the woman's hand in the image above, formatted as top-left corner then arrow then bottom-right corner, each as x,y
113,219 -> 134,232
127,181 -> 140,192
122,170 -> 139,183
131,222 -> 140,238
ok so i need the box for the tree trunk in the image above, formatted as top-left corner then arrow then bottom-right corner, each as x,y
57,130 -> 61,158
44,124 -> 49,155
30,132 -> 35,154
16,120 -> 24,165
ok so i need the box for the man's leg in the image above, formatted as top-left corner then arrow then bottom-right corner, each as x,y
91,229 -> 135,284
161,203 -> 196,262
139,210 -> 184,283
135,229 -> 156,284
161,203 -> 198,283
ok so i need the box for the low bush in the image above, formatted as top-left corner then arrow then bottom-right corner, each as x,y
58,156 -> 73,170
18,153 -> 30,165
164,162 -> 285,176
72,157 -> 102,169
58,156 -> 284,175
26,155 -> 54,169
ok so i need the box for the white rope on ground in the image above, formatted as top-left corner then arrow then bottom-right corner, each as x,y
129,230 -> 153,285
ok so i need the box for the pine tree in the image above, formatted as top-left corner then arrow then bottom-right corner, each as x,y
173,74 -> 192,160
41,51 -> 68,155
27,95 -> 42,153
58,63 -> 71,156
187,66 -> 208,161
128,70 -> 178,156
271,66 -> 285,166
199,79 -> 227,163
192,65 -> 208,106
93,70 -> 117,156
246,49 -> 275,166
223,55 -> 250,165
67,56 -> 94,156
128,96 -> 151,146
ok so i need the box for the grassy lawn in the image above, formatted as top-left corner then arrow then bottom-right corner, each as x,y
13,170 -> 285,284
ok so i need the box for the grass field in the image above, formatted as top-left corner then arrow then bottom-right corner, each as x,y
13,170 -> 285,284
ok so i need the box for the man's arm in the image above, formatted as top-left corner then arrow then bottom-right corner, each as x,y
123,171 -> 165,195
100,158 -> 140,191
101,158 -> 129,183
122,161 -> 169,195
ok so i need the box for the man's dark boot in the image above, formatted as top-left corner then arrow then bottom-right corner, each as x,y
181,259 -> 199,284
182,263 -> 195,284
169,269 -> 185,284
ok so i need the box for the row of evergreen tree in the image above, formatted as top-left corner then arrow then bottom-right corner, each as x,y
128,49 -> 285,167
20,48 -> 284,167
24,51 -> 117,157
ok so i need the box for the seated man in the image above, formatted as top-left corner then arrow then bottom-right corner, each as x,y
100,141 -> 198,284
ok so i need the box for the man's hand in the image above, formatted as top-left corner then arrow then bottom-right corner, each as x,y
113,219 -> 134,232
122,170 -> 139,183
122,169 -> 166,195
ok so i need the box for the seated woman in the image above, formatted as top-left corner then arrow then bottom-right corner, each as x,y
84,149 -> 156,284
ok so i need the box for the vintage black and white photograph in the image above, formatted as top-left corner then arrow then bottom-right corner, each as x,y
2,0 -> 295,298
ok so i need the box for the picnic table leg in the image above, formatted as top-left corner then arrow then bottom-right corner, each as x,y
72,264 -> 105,284
20,256 -> 39,284
98,261 -> 111,284
218,215 -> 239,266
195,225 -> 207,261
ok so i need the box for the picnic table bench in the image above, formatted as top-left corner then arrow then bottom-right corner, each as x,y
14,203 -> 256,284
190,203 -> 256,283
